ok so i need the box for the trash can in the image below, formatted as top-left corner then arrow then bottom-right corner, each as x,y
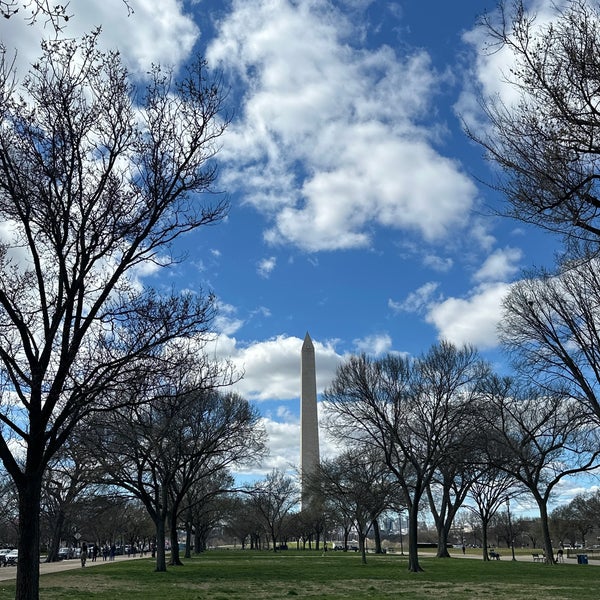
577,554 -> 588,564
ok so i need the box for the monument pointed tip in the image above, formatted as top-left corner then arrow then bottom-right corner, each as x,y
302,331 -> 314,350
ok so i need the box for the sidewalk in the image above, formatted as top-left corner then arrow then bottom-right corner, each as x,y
0,554 -> 147,582
410,550 -> 600,565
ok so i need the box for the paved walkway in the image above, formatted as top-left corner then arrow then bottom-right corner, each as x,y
0,554 -> 148,582
412,550 -> 599,565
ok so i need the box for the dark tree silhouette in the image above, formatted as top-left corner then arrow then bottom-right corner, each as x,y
0,31 -> 228,599
468,0 -> 600,250
324,342 -> 489,572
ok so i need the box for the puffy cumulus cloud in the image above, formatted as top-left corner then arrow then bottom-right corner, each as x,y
234,400 -> 342,478
206,333 -> 344,402
352,333 -> 392,356
0,0 -> 198,76
474,246 -> 522,283
208,0 -> 479,252
426,281 -> 512,349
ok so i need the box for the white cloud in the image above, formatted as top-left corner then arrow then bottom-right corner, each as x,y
257,256 -> 277,278
213,300 -> 244,336
426,281 -> 512,349
389,282 -> 440,314
458,0 -> 565,132
206,333 -> 343,402
235,400 -> 342,478
0,0 -> 198,77
208,0 -> 479,252
352,333 -> 392,356
423,254 -> 453,273
474,246 -> 522,283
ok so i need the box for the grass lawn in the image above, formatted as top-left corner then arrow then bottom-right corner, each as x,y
0,549 -> 597,600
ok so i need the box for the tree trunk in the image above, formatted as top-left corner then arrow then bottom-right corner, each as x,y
184,519 -> 192,559
358,531 -> 367,565
481,518 -> 490,561
194,526 -> 201,553
169,515 -> 183,566
271,532 -> 277,552
45,508 -> 65,563
372,519 -> 383,554
16,474 -> 43,600
435,523 -> 451,558
407,503 -> 423,572
154,518 -> 167,572
537,497 -> 555,564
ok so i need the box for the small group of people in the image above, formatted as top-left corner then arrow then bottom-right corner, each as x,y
79,543 -> 118,566
102,544 -> 117,561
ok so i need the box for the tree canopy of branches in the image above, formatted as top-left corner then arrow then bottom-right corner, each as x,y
0,0 -> 132,31
310,448 -> 398,564
0,31 -> 229,599
90,359 -> 266,572
324,341 -> 489,572
41,436 -> 97,563
469,0 -> 600,249
500,259 -> 600,423
466,467 -> 517,561
551,489 -> 600,548
480,375 -> 600,563
246,470 -> 299,552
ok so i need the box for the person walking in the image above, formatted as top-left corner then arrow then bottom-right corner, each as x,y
80,543 -> 87,568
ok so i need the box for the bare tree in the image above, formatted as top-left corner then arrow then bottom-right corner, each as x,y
467,0 -> 600,249
426,449 -> 477,559
555,491 -> 600,549
310,448 -> 396,564
180,471 -> 235,556
41,439 -> 97,562
480,375 -> 600,563
466,467 -> 517,561
91,358 -> 266,572
246,470 -> 299,552
324,341 -> 489,572
500,259 -> 600,422
0,0 -> 132,31
0,470 -> 18,548
0,28 -> 229,598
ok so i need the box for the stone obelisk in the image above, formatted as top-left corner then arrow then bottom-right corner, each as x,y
301,332 -> 320,507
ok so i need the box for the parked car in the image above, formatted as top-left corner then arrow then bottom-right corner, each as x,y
0,549 -> 11,567
5,549 -> 18,566
57,547 -> 74,560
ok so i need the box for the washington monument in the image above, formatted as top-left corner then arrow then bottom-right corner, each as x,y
301,332 -> 320,504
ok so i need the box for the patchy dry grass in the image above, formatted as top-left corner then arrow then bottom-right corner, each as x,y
0,550 -> 597,599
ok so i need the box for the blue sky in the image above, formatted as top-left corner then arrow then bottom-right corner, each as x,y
0,0 -> 588,511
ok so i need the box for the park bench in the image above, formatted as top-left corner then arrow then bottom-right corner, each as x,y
532,553 -> 544,562
489,551 -> 501,560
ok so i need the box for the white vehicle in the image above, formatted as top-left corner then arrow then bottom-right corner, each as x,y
0,549 -> 11,566
5,549 -> 17,566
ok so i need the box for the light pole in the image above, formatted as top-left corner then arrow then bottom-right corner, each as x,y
506,497 -> 516,561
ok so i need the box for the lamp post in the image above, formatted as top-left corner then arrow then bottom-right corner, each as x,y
506,497 -> 516,561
